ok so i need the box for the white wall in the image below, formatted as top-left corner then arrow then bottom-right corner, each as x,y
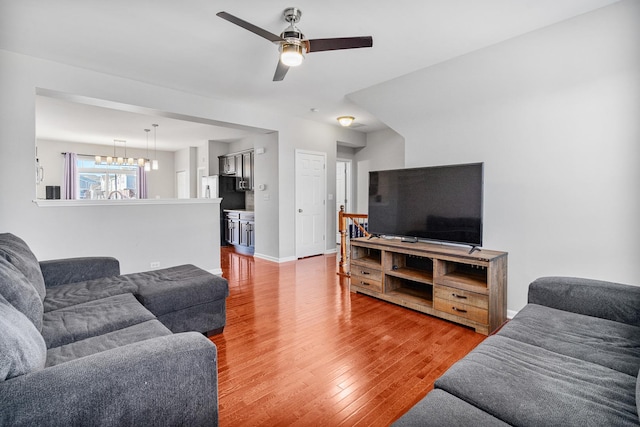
349,1 -> 640,313
277,121 -> 359,259
0,48 -> 365,269
245,133 -> 279,260
355,128 -> 405,214
208,141 -> 230,176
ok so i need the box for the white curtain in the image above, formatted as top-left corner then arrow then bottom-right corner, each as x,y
137,166 -> 148,199
62,152 -> 78,199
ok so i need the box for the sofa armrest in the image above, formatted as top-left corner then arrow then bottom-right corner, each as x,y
0,332 -> 218,426
39,257 -> 120,287
528,276 -> 640,327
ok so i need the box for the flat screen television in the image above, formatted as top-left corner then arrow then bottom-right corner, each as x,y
368,162 -> 483,247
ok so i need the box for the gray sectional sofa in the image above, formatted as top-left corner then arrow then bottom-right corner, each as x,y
0,233 -> 228,426
395,276 -> 640,426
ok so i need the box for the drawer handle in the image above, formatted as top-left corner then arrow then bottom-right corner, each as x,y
452,293 -> 467,299
452,307 -> 468,313
360,281 -> 370,286
360,271 -> 370,275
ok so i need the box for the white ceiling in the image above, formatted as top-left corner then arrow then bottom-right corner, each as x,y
35,95 -> 257,152
1,0 -> 620,150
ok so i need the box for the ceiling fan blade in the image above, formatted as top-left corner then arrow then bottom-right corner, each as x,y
306,36 -> 373,53
273,60 -> 289,81
217,11 -> 284,43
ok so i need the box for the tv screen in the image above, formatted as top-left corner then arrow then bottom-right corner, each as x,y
368,163 -> 483,247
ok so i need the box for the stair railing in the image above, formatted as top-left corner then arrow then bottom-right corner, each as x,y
337,205 -> 369,276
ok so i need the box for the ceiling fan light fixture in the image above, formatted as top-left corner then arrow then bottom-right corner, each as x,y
280,43 -> 304,67
337,116 -> 355,127
217,9 -> 373,81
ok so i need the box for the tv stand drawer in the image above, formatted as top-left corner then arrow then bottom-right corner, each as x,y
434,298 -> 488,324
350,265 -> 382,282
350,270 -> 382,293
434,285 -> 488,310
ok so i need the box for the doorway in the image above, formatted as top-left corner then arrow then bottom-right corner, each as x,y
295,150 -> 327,258
336,159 -> 352,244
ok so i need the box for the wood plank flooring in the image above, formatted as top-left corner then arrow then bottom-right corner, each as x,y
209,247 -> 486,426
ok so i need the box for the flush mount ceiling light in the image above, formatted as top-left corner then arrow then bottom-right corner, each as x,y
337,116 -> 355,127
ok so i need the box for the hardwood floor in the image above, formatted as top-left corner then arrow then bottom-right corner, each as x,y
209,247 -> 486,426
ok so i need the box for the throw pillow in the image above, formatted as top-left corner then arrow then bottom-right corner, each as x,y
0,294 -> 46,381
0,233 -> 46,302
0,257 -> 44,331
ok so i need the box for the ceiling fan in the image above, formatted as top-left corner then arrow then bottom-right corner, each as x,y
217,7 -> 373,81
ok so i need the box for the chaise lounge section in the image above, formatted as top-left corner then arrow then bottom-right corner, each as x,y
0,233 -> 228,426
394,276 -> 640,426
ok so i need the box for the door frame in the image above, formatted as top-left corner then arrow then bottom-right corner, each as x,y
295,149 -> 327,258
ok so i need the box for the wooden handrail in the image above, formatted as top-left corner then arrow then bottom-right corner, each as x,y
337,205 -> 369,276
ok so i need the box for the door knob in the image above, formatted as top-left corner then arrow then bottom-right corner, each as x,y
298,209 -> 303,213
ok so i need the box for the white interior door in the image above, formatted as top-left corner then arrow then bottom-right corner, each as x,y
176,170 -> 188,199
295,150 -> 326,258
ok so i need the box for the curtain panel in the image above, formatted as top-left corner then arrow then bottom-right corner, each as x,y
62,152 -> 78,200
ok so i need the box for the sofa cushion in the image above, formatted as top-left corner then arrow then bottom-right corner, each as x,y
46,320 -> 172,367
499,303 -> 640,377
528,276 -> 640,327
435,335 -> 639,427
0,294 -> 46,381
39,257 -> 120,288
43,276 -> 137,312
0,234 -> 46,302
0,257 -> 43,330
128,264 -> 228,316
41,293 -> 156,349
393,389 -> 510,427
155,298 -> 226,334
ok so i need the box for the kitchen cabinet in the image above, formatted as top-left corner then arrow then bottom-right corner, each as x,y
219,150 -> 254,191
239,214 -> 254,247
238,151 -> 253,191
225,212 -> 240,245
224,210 -> 254,255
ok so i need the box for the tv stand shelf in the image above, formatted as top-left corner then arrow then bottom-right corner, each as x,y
349,238 -> 507,335
386,267 -> 433,283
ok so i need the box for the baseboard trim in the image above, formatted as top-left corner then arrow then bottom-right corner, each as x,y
253,253 -> 297,264
209,268 -> 223,276
253,253 -> 278,262
507,309 -> 519,319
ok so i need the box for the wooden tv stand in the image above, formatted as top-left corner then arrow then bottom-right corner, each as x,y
349,238 -> 507,335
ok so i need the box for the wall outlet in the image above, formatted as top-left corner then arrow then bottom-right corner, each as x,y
150,261 -> 160,268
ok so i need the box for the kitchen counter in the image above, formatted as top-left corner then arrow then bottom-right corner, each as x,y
223,209 -> 254,214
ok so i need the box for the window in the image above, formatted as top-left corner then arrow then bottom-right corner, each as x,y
77,156 -> 139,199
